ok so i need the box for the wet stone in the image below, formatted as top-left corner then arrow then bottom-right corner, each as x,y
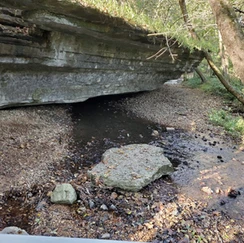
228,189 -> 241,198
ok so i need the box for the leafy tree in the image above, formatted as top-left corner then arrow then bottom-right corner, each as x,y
208,0 -> 244,83
82,0 -> 244,102
178,0 -> 244,104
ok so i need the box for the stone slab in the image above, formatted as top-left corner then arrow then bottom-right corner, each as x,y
88,144 -> 174,191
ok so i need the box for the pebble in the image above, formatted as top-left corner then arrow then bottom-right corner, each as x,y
77,206 -> 86,215
101,233 -> 111,239
118,195 -> 124,200
100,204 -> 108,211
110,192 -> 118,200
166,127 -> 175,131
202,136 -> 207,142
109,204 -> 117,211
228,189 -> 241,198
220,200 -> 226,205
151,130 -> 159,137
36,200 -> 48,211
178,237 -> 190,243
215,188 -> 221,194
51,183 -> 77,205
201,186 -> 213,195
89,199 -> 95,209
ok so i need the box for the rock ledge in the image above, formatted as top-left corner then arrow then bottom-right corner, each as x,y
0,1 -> 203,108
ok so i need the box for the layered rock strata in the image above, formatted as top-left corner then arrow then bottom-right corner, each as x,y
0,1 -> 203,108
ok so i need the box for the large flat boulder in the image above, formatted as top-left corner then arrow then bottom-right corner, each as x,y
0,2 -> 203,108
88,144 -> 173,192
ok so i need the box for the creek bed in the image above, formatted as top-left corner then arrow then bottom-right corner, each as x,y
70,93 -> 244,222
0,91 -> 244,240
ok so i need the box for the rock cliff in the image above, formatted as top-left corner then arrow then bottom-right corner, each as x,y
0,1 -> 203,108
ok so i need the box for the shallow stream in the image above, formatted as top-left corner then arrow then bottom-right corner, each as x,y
71,94 -> 244,221
1,92 -> 244,234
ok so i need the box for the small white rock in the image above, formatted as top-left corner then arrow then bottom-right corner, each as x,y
0,226 -> 29,235
109,204 -> 117,211
101,233 -> 111,239
201,186 -> 213,195
100,204 -> 108,211
151,130 -> 159,137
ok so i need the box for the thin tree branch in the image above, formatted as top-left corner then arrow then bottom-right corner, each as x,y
147,47 -> 167,60
166,36 -> 176,62
147,36 -> 178,60
234,7 -> 244,14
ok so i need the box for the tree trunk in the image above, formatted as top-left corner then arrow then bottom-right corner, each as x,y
178,0 -> 244,105
204,51 -> 244,104
195,67 -> 207,83
218,30 -> 229,77
208,0 -> 244,83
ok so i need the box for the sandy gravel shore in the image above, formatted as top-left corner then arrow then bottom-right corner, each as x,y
122,83 -> 227,134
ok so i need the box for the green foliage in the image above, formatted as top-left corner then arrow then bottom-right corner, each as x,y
183,76 -> 203,88
77,0 -> 243,54
78,0 -> 243,83
78,0 -> 219,51
184,75 -> 244,101
201,78 -> 235,99
209,109 -> 244,138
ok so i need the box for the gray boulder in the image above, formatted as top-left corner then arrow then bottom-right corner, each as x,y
51,183 -> 77,204
88,144 -> 173,192
0,226 -> 29,235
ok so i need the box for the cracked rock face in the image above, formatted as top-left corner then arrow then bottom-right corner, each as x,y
0,2 -> 203,108
88,144 -> 174,192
